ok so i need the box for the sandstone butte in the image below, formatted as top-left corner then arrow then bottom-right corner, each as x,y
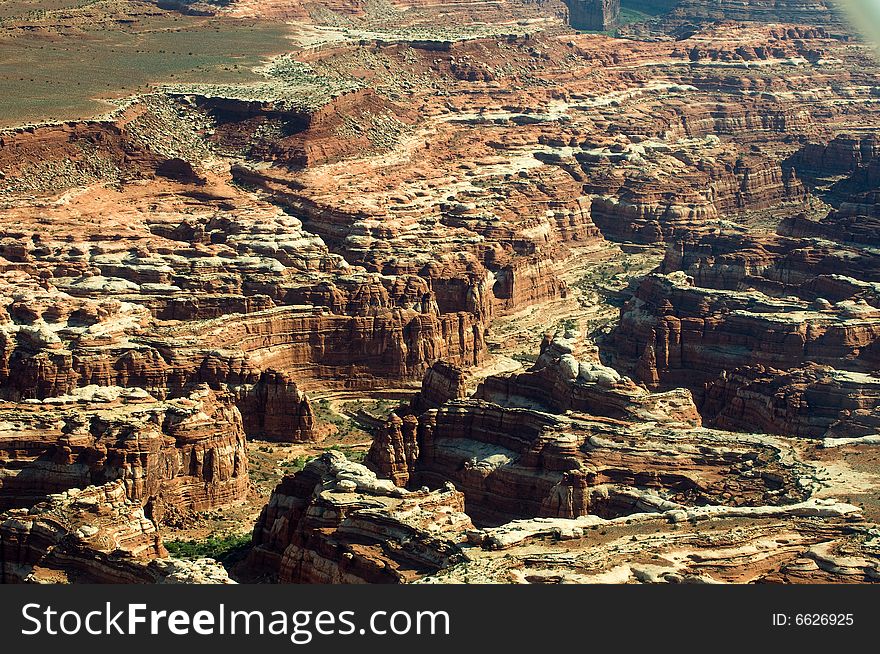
1,0 -> 879,584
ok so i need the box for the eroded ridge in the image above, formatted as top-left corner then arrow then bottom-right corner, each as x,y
248,335 -> 878,583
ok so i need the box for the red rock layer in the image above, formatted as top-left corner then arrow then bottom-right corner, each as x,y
0,386 -> 249,518
611,271 -> 880,391
365,414 -> 420,487
247,451 -> 473,583
786,134 -> 880,181
663,0 -> 843,27
702,364 -> 880,438
0,481 -> 232,583
365,337 -> 804,526
660,231 -> 880,292
411,396 -> 803,525
610,198 -> 880,437
586,152 -> 805,243
409,360 -> 472,414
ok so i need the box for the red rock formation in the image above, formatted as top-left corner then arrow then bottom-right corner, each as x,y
0,385 -> 249,518
0,92 -> 501,447
586,151 -> 805,243
660,231 -> 880,291
610,271 -> 880,393
0,481 -> 233,583
702,364 -> 880,439
365,414 -> 420,486
248,451 -> 472,583
449,500 -> 873,583
565,0 -> 619,31
477,334 -> 701,424
410,360 -> 472,413
234,370 -> 315,442
201,88 -> 418,169
250,445 -> 874,583
786,134 -> 880,180
701,0 -> 840,23
780,154 -> 880,248
781,211 -> 880,248
610,207 -> 880,437
3,0 -> 880,585
411,394 -> 805,524
248,342 -> 876,583
0,275 -> 484,437
364,336 -> 803,526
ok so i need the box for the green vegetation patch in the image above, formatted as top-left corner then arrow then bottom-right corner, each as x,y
618,0 -> 671,26
313,398 -> 374,442
164,532 -> 252,564
281,454 -> 311,471
617,6 -> 657,26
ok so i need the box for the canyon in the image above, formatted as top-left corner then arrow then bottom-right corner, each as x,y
251,338 -> 877,583
0,0 -> 879,584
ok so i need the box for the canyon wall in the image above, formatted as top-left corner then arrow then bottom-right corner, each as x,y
565,0 -> 620,31
0,385 -> 249,518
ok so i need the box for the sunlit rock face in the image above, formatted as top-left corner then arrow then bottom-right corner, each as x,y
0,385 -> 250,517
255,339 -> 875,584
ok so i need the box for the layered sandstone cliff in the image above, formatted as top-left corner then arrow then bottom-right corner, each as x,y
608,212 -> 880,438
363,337 -> 812,525
247,451 -> 472,583
3,0 -> 880,585
0,385 -> 249,519
0,481 -> 233,583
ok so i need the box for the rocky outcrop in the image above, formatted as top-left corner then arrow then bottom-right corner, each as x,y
702,365 -> 880,439
477,334 -> 701,425
410,396 -> 807,525
609,213 -> 880,437
0,281 -> 484,436
365,414 -> 421,487
234,371 -> 314,442
786,134 -> 880,181
249,338 -> 878,583
0,385 -> 249,518
365,336 -> 808,525
250,446 -> 877,584
780,152 -> 880,247
366,360 -> 472,486
410,361 -> 471,413
0,481 -> 233,583
664,0 -> 843,27
660,231 -> 880,291
610,270 -> 880,392
586,150 -> 805,244
435,499 -> 876,583
236,145 -> 600,317
5,0 -> 880,586
781,212 -> 880,249
247,451 -> 472,583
